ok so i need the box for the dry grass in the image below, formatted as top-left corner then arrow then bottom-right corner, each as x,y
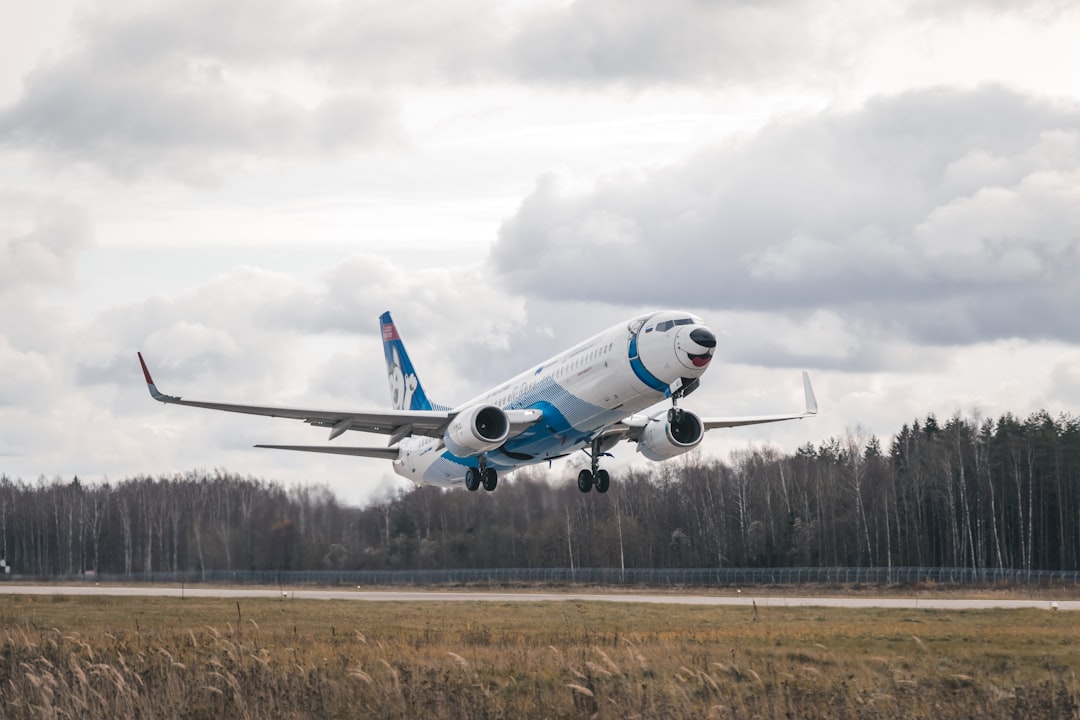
2,594 -> 1079,718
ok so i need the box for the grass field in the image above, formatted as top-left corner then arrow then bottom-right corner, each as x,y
2,593 -> 1078,718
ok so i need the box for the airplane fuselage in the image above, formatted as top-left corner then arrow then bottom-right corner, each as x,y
394,310 -> 713,487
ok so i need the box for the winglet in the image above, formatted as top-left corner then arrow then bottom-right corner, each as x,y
137,352 -> 178,402
802,371 -> 818,415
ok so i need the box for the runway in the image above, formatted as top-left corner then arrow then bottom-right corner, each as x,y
2,585 -> 1075,610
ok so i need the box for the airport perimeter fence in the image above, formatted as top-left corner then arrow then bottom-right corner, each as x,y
10,566 -> 1080,588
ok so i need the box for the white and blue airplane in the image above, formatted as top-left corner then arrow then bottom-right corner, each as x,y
138,310 -> 817,494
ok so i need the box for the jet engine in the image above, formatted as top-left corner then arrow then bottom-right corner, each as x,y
637,409 -> 704,461
444,404 -> 510,457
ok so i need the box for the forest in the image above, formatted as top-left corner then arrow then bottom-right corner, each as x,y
2,410 -> 1080,577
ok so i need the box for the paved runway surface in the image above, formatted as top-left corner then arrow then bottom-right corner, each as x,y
2,585 -> 1075,610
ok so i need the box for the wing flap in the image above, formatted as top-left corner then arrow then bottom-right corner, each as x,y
303,412 -> 448,438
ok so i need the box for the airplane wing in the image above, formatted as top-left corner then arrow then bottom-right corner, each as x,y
601,371 -> 819,443
701,371 -> 819,429
139,353 -> 542,447
139,352 -> 448,442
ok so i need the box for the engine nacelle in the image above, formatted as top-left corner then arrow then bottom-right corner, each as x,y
444,404 -> 510,457
637,409 -> 704,461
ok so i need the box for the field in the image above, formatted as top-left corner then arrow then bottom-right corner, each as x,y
2,593 -> 1079,719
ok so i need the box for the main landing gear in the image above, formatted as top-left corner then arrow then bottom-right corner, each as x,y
577,467 -> 609,494
577,438 -> 611,494
465,458 -> 498,492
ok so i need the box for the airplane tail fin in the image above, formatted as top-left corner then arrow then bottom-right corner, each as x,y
380,311 -> 436,411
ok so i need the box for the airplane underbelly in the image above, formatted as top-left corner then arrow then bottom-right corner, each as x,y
395,444 -> 455,487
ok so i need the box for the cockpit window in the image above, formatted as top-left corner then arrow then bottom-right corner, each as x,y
655,318 -> 694,333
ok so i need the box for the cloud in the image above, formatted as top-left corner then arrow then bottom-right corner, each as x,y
506,0 -> 827,87
905,0 -> 1074,21
0,57 -> 398,179
68,254 -> 536,407
0,338 -> 54,409
65,0 -> 824,88
491,86 -> 1080,357
256,256 -> 537,397
0,192 -> 91,355
0,0 -> 502,178
0,0 -> 401,179
3,0 -> 1073,181
1048,353 -> 1080,407
0,190 -> 91,290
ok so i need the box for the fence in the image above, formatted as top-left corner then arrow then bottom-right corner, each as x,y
8,567 -> 1080,587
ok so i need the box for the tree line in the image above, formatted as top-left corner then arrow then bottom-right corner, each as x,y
2,410 -> 1080,576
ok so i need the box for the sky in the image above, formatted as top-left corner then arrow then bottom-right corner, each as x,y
2,0 -> 1079,506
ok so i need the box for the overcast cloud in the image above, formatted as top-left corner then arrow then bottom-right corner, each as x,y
493,86 -> 1080,354
2,0 -> 1079,504
2,0 -> 1028,179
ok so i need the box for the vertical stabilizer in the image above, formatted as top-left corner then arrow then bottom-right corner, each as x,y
380,311 -> 434,411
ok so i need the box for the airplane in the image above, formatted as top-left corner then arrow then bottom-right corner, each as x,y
138,310 -> 817,494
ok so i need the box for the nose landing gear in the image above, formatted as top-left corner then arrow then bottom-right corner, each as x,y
666,375 -> 700,427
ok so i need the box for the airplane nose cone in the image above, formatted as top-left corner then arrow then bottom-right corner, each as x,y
675,325 -> 717,372
690,328 -> 716,349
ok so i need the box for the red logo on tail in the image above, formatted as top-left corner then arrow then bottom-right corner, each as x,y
382,323 -> 399,341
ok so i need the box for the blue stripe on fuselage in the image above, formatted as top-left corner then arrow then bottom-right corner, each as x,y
500,375 -> 614,459
628,334 -> 669,393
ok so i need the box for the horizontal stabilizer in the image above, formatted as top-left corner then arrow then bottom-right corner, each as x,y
255,444 -> 400,460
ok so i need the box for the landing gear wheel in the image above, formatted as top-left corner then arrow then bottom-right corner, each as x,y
465,468 -> 480,492
482,467 -> 498,491
577,469 -> 594,493
594,468 -> 610,494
